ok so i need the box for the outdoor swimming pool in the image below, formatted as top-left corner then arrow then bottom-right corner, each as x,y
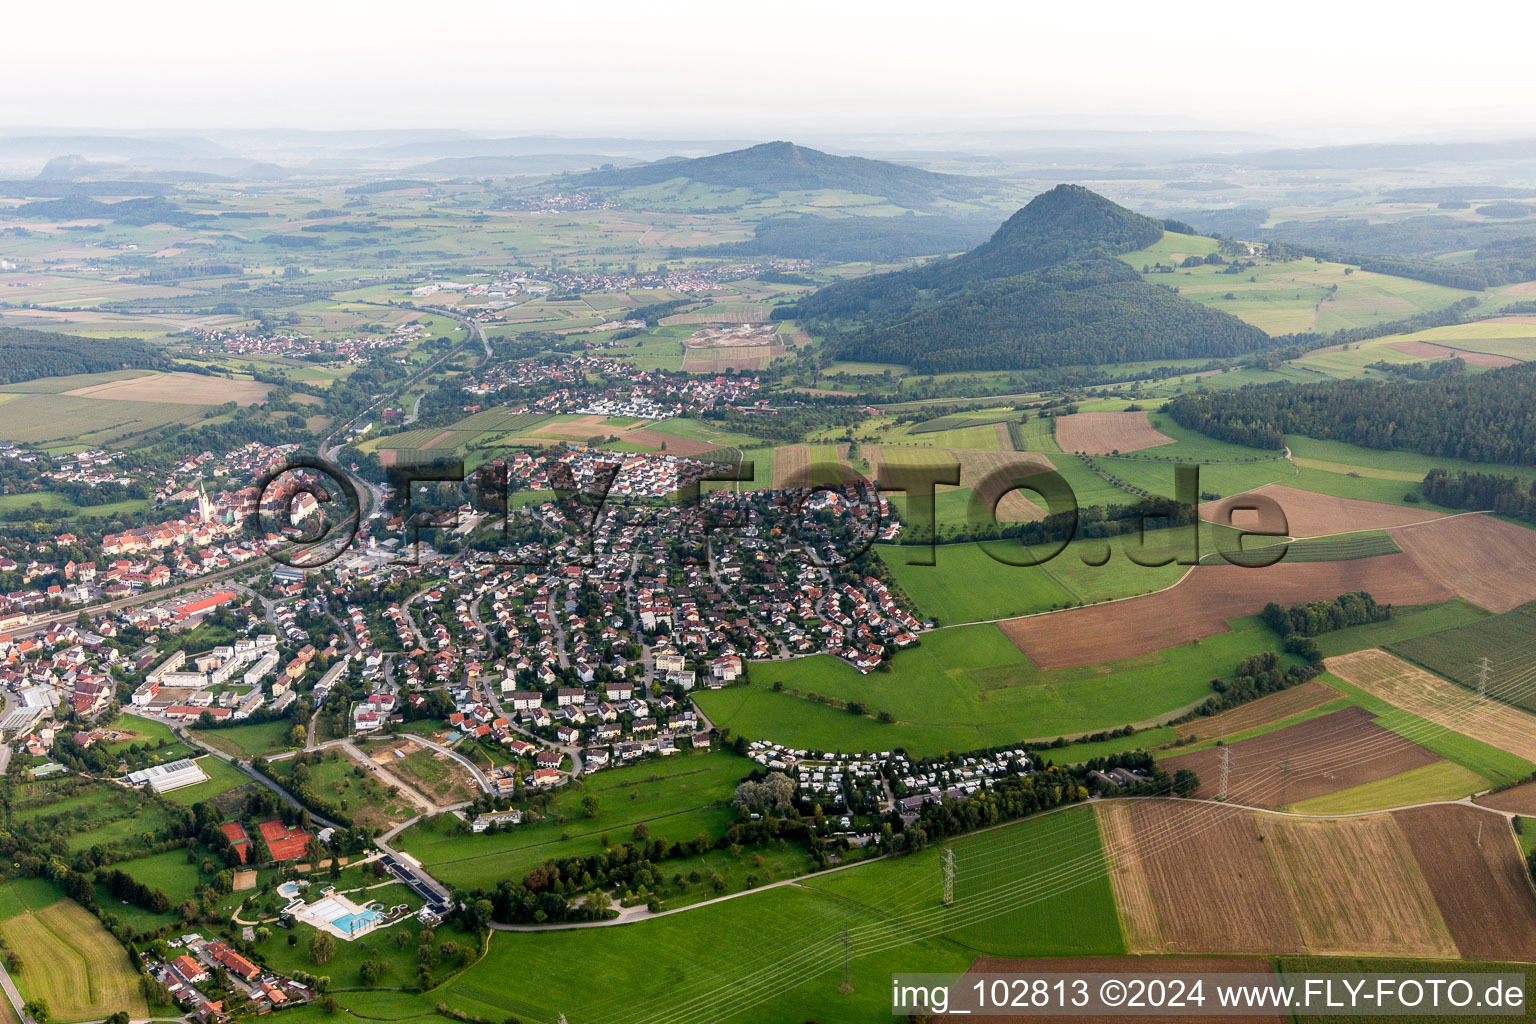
332,908 -> 384,935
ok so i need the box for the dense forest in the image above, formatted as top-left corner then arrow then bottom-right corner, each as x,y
782,185 -> 1270,372
1421,468 -> 1536,525
1165,362 -> 1536,465
828,257 -> 1268,372
0,328 -> 170,384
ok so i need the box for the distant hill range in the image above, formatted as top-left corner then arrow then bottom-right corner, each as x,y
782,184 -> 1272,373
573,141 -> 982,205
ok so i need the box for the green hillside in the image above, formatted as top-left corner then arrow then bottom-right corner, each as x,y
782,185 -> 1272,372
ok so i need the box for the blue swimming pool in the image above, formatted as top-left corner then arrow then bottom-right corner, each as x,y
332,909 -> 383,935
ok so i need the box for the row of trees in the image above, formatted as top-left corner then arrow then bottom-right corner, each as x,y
1166,362 -> 1536,465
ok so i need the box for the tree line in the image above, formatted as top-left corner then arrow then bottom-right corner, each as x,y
1422,467 -> 1536,525
1165,362 -> 1536,465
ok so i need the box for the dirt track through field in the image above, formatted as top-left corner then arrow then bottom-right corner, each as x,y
1327,648 -> 1536,762
999,553 -> 1450,668
1055,411 -> 1175,455
1392,513 -> 1536,613
1160,706 -> 1439,807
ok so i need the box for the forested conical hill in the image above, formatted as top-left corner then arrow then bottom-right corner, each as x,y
781,184 -> 1272,372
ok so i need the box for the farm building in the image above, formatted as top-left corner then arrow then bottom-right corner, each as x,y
126,757 -> 209,793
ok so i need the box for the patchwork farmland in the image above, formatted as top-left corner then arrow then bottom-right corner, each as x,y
1328,648 -> 1536,762
1099,799 -> 1536,961
1159,706 -> 1441,808
999,554 -> 1451,669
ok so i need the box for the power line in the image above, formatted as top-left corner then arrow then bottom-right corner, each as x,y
1478,656 -> 1493,700
839,921 -> 853,995
943,847 -> 955,907
1217,746 -> 1231,801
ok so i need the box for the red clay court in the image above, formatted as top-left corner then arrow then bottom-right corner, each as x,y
220,821 -> 250,863
259,819 -> 312,861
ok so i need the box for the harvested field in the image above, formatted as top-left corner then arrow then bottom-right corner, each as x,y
772,444 -> 849,488
1200,483 -> 1447,539
1393,513 -> 1536,613
1328,648 -> 1536,762
1264,814 -> 1456,957
999,554 -> 1450,669
1384,339 -> 1520,367
0,898 -> 148,1019
772,444 -> 811,490
681,344 -> 779,372
1096,801 -> 1166,954
1055,410 -> 1175,455
1115,800 -> 1302,954
64,370 -> 271,405
533,414 -> 612,440
1173,679 -> 1343,740
1393,803 -> 1536,960
660,303 -> 773,325
1159,707 -> 1440,808
614,427 -> 720,456
958,449 -> 1055,522
967,955 -> 1285,1024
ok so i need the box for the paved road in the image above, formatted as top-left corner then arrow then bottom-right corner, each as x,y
130,710 -> 341,829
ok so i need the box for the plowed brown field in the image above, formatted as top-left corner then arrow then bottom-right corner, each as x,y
1393,804 -> 1536,960
1173,679 -> 1343,741
1478,780 -> 1536,814
1116,801 -> 1303,954
1159,706 -> 1440,808
1384,339 -> 1520,367
999,554 -> 1450,668
1200,484 -> 1447,539
1393,513 -> 1536,613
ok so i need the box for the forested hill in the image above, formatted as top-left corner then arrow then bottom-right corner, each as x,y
0,328 -> 171,385
779,184 -> 1271,373
1165,362 -> 1536,466
574,141 -> 974,204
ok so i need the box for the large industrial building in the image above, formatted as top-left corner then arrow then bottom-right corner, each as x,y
125,757 -> 209,794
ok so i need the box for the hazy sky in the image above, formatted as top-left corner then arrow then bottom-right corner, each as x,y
9,0 -> 1536,139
